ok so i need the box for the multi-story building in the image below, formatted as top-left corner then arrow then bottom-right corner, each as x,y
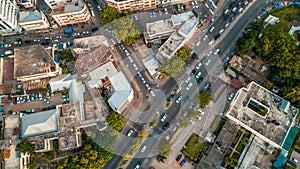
19,10 -> 50,31
44,0 -> 90,26
107,0 -> 157,12
0,0 -> 22,35
16,0 -> 36,8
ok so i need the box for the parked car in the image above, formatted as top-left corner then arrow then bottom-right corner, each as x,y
228,92 -> 235,100
134,161 -> 142,169
186,82 -> 193,91
185,76 -> 191,83
180,158 -> 186,166
176,154 -> 182,161
209,26 -> 215,32
195,72 -> 202,79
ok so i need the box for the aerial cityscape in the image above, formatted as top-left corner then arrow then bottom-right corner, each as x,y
0,0 -> 300,169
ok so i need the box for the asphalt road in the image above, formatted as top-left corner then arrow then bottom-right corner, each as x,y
125,1 -> 272,169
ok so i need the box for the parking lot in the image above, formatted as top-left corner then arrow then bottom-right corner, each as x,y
3,92 -> 67,114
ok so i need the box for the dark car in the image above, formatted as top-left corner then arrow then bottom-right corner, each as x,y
162,122 -> 169,130
197,77 -> 204,84
202,81 -> 211,92
157,155 -> 167,163
176,154 -> 182,161
224,15 -> 230,20
192,52 -> 198,59
214,33 -> 220,40
180,158 -> 186,166
91,27 -> 99,32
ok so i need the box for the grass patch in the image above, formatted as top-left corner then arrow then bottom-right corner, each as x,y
270,6 -> 300,23
232,152 -> 240,160
211,116 -> 226,135
183,133 -> 208,159
236,142 -> 246,153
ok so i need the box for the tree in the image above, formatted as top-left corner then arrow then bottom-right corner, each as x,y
195,91 -> 211,107
59,50 -> 75,62
27,162 -> 39,169
105,111 -> 125,132
236,30 -> 258,55
57,144 -> 108,169
139,130 -> 148,138
179,118 -> 189,127
157,138 -> 171,156
224,157 -> 238,168
16,140 -> 35,155
123,153 -> 132,161
100,7 -> 120,24
112,17 -> 141,45
122,10 -> 132,16
130,139 -> 141,154
175,46 -> 192,61
160,57 -> 185,77
262,80 -> 274,90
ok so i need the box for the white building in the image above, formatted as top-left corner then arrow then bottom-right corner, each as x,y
19,10 -> 50,31
0,0 -> 22,35
45,0 -> 91,26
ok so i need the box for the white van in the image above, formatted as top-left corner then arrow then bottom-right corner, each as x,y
238,7 -> 243,13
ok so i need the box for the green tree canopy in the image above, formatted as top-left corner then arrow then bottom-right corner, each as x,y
160,57 -> 185,77
100,7 -> 120,24
112,17 -> 141,45
175,46 -> 192,61
57,145 -> 108,169
138,130 -> 148,138
58,50 -> 75,62
224,157 -> 238,168
157,138 -> 171,156
16,140 -> 35,155
195,91 -> 211,107
236,30 -> 258,55
105,111 -> 125,132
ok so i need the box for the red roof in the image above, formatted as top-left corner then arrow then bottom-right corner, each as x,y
230,79 -> 243,89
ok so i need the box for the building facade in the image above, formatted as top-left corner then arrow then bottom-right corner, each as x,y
45,0 -> 90,26
19,10 -> 50,31
16,0 -> 36,8
107,0 -> 157,12
0,0 -> 22,35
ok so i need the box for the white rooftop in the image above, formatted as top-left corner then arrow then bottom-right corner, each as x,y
142,55 -> 160,78
21,109 -> 59,138
172,11 -> 193,25
108,72 -> 132,110
19,10 -> 43,23
88,61 -> 118,88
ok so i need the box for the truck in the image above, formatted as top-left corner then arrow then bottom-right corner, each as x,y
64,28 -> 73,34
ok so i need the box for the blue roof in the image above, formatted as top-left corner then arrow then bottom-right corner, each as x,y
282,125 -> 299,151
279,99 -> 289,111
273,151 -> 287,168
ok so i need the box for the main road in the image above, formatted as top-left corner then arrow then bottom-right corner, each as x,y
125,0 -> 272,169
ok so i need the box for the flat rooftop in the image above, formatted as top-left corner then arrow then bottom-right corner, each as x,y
19,10 -> 43,23
158,31 -> 184,59
51,0 -> 85,14
72,35 -> 110,55
226,82 -> 299,148
146,19 -> 174,38
14,45 -> 56,78
172,11 -> 193,25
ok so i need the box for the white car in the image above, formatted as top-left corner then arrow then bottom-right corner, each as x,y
209,26 -> 215,33
128,56 -> 133,62
195,62 -> 202,69
219,29 -> 224,34
228,92 -> 235,100
185,76 -> 191,83
208,40 -> 215,46
206,59 -> 211,65
150,90 -> 155,97
224,22 -> 230,28
195,72 -> 202,79
133,63 -> 138,70
161,114 -> 167,122
186,82 -> 193,91
203,35 -> 208,41
97,5 -> 102,10
141,146 -> 147,152
190,119 -> 195,125
127,129 -> 134,137
175,96 -> 182,104
145,83 -> 151,90
214,48 -> 220,55
141,77 -> 146,84
206,50 -> 212,57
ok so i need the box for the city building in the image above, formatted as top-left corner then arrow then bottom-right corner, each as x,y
19,10 -> 50,31
159,0 -> 198,6
107,0 -> 157,12
13,45 -> 61,83
16,0 -> 36,8
45,0 -> 91,26
0,0 -> 22,35
225,82 -> 299,150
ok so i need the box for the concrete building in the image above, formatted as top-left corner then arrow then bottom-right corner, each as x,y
45,0 -> 91,26
13,45 -> 61,82
16,0 -> 36,8
0,0 -> 22,35
19,10 -> 50,31
107,0 -> 157,12
159,0 -> 199,5
225,82 -> 299,150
